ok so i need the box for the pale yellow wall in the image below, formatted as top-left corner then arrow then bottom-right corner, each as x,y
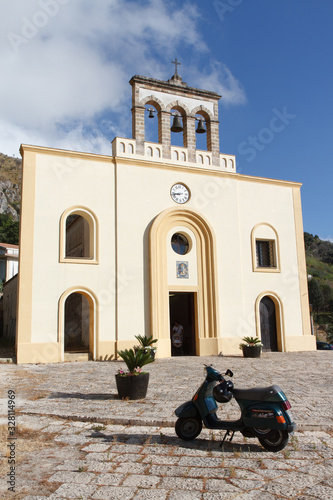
292,186 -> 312,338
17,148 -> 36,361
16,144 -> 315,363
17,146 -> 116,363
115,161 -> 221,344
235,181 -> 305,346
115,158 -> 312,355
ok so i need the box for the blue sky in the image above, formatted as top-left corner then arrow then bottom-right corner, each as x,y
1,0 -> 332,240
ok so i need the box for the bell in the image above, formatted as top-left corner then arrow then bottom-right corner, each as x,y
148,108 -> 155,119
196,119 -> 206,134
171,114 -> 183,133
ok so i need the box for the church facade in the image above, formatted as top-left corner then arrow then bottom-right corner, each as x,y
16,71 -> 315,363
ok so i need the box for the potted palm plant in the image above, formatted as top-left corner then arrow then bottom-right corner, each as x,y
134,334 -> 158,360
239,336 -> 263,358
116,348 -> 154,399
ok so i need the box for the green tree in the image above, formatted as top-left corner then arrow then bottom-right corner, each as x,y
328,297 -> 333,314
308,278 -> 324,316
0,214 -> 19,244
321,284 -> 333,311
304,232 -> 315,253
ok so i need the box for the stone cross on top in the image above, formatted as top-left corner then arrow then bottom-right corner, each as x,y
171,58 -> 181,75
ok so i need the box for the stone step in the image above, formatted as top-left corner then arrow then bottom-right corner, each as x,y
64,352 -> 92,362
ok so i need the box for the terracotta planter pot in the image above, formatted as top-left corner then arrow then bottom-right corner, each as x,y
241,345 -> 262,358
115,373 -> 149,400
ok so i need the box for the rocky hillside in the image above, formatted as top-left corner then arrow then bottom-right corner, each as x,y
0,153 -> 22,220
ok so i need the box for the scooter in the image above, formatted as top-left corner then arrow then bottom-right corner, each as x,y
175,365 -> 296,452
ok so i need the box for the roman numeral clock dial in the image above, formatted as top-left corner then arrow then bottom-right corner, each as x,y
170,183 -> 190,204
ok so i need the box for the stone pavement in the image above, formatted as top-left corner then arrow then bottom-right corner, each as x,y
0,352 -> 333,499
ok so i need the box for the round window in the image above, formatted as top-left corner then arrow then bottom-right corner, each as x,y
171,233 -> 189,255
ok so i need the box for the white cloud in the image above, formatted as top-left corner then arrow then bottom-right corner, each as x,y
189,61 -> 247,105
0,0 -> 246,157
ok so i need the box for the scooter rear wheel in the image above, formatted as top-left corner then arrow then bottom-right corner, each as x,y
175,417 -> 202,441
257,429 -> 289,452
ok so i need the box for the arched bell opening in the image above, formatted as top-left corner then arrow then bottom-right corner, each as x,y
195,111 -> 209,151
170,105 -> 186,147
145,102 -> 160,144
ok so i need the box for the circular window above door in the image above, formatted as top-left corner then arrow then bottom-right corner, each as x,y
171,233 -> 190,255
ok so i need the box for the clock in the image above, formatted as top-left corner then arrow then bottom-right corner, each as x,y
170,183 -> 190,204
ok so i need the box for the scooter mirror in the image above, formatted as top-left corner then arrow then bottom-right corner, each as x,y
225,369 -> 233,377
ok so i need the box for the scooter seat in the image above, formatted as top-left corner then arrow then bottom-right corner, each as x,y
233,385 -> 282,402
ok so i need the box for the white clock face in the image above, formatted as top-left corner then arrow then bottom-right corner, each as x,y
170,183 -> 190,204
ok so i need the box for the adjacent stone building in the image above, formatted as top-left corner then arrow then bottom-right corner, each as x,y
0,243 -> 19,283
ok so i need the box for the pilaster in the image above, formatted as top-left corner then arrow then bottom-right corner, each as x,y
207,120 -> 220,166
132,105 -> 145,155
159,110 -> 171,159
184,116 -> 196,163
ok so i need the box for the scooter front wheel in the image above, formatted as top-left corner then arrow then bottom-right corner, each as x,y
175,417 -> 202,441
257,429 -> 289,452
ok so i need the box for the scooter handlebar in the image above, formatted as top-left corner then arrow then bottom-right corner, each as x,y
204,365 -> 233,381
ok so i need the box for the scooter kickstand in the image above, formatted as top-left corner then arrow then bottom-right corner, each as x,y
220,430 -> 235,448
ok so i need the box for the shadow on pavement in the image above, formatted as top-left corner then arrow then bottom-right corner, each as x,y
48,392 -> 119,400
89,430 -> 265,453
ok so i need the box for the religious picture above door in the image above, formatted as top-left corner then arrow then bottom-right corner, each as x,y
177,261 -> 189,279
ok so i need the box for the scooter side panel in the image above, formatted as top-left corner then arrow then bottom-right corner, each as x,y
192,381 -> 218,418
175,401 -> 201,419
242,403 -> 291,431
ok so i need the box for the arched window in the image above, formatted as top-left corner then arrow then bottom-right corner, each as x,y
60,207 -> 98,264
65,214 -> 90,258
251,223 -> 280,272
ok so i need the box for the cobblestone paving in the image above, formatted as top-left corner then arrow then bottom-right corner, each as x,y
1,352 -> 333,499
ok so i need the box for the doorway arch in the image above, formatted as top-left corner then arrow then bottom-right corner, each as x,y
150,207 -> 219,357
58,287 -> 98,361
255,293 -> 285,352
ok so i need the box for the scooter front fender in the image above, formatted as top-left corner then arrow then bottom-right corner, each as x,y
242,403 -> 293,431
175,401 -> 201,419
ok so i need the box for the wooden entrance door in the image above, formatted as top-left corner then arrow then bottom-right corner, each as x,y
260,296 -> 278,352
64,293 -> 90,352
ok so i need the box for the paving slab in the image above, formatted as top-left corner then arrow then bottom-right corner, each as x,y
0,352 -> 333,499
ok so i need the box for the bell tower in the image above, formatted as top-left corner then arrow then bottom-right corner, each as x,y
129,64 -> 222,166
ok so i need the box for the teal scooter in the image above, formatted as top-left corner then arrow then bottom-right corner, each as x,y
175,365 -> 296,452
